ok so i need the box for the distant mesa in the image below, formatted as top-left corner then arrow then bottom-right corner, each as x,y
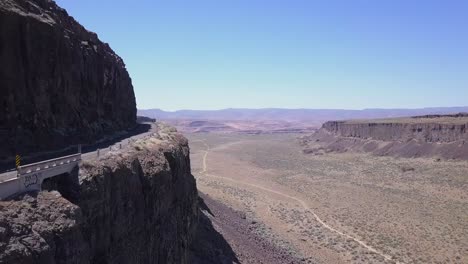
138,107 -> 468,134
0,0 -> 137,160
411,112 -> 468,119
138,107 -> 468,122
301,113 -> 468,160
188,120 -> 221,127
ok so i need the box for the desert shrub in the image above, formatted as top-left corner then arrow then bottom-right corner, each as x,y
81,161 -> 94,170
400,166 -> 415,173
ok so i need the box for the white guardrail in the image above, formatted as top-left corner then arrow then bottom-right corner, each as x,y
0,153 -> 81,200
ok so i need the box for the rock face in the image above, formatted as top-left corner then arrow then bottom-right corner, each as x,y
322,120 -> 468,143
0,124 -> 199,263
301,116 -> 468,160
0,0 -> 136,159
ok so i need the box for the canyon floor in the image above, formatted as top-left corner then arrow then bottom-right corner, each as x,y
187,133 -> 468,264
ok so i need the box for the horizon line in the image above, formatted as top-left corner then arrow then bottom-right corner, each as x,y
138,106 -> 468,112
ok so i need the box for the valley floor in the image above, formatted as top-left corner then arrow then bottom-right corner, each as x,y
187,133 -> 468,264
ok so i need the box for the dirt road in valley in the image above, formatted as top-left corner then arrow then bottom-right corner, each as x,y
198,142 -> 401,263
188,134 -> 468,264
196,139 -> 398,264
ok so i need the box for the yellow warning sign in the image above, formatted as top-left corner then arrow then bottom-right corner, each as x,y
15,154 -> 21,168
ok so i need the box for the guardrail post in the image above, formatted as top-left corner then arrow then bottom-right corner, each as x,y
78,144 -> 82,154
120,143 -> 122,149
97,148 -> 100,157
15,154 -> 21,169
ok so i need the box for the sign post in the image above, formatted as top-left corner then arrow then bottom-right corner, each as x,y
15,154 -> 21,169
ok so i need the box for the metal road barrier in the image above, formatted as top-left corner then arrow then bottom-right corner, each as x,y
0,131 -> 148,200
0,153 -> 81,200
0,127 -> 155,200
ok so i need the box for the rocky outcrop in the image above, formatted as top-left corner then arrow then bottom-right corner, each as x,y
0,0 -> 136,160
302,116 -> 468,160
0,124 -> 199,263
322,120 -> 468,143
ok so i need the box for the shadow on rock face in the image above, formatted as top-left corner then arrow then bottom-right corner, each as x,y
189,196 -> 240,264
197,196 -> 214,217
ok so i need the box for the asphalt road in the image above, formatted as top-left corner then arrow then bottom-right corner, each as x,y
0,122 -> 158,183
81,123 -> 157,160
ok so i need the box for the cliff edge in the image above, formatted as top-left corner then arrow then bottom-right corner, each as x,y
301,115 -> 468,160
0,0 -> 136,159
0,123 -> 198,263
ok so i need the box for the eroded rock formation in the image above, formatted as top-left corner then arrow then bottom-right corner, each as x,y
0,0 -> 136,159
301,115 -> 468,160
0,124 -> 199,263
322,120 -> 468,143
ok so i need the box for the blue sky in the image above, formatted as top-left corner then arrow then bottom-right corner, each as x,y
56,0 -> 468,110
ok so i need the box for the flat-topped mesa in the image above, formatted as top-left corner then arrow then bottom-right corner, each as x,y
322,117 -> 468,143
0,0 -> 136,160
302,114 -> 468,160
411,112 -> 468,119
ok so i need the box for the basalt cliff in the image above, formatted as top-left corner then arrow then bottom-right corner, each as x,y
0,1 -> 225,263
301,115 -> 468,160
0,124 -> 199,263
0,0 -> 136,160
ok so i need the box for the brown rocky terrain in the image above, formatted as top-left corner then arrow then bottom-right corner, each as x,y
188,133 -> 468,264
0,0 -> 136,160
191,193 -> 304,264
0,124 -> 199,263
301,114 -> 468,160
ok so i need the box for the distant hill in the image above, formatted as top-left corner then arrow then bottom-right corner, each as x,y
138,107 -> 468,123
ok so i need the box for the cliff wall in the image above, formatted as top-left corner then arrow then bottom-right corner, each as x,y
0,124 -> 199,263
302,117 -> 468,160
322,121 -> 468,143
0,0 -> 136,159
